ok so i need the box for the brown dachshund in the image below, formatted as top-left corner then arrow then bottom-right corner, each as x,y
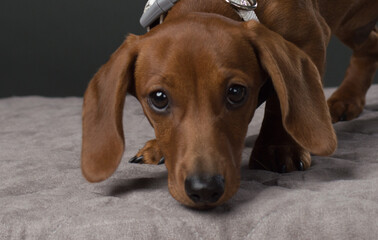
81,0 -> 377,208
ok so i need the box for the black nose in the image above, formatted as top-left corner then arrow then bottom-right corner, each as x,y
185,174 -> 225,204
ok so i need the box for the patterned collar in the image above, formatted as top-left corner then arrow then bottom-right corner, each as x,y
140,0 -> 259,30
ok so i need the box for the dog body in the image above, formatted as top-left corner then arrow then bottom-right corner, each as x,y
81,0 -> 377,208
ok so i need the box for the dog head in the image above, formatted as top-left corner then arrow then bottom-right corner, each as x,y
81,13 -> 336,208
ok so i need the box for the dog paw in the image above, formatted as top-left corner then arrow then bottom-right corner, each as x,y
129,139 -> 164,165
249,145 -> 311,173
327,91 -> 365,123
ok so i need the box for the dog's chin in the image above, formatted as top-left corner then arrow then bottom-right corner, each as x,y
177,196 -> 230,210
183,202 -> 219,210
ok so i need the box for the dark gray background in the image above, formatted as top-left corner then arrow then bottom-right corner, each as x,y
1,0 -> 376,98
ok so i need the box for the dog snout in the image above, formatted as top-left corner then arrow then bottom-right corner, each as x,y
184,174 -> 225,204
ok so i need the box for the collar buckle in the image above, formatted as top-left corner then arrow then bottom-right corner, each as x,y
140,0 -> 179,30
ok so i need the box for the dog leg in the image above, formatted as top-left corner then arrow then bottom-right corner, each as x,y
328,28 -> 378,123
249,94 -> 311,173
129,139 -> 165,165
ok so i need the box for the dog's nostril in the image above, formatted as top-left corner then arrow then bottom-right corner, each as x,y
212,192 -> 219,199
185,174 -> 225,204
189,194 -> 200,203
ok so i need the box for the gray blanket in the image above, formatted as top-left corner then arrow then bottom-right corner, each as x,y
1,85 -> 378,240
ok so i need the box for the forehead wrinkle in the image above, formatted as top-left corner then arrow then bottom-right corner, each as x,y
145,70 -> 178,89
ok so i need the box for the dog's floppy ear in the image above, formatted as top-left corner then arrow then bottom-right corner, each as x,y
244,21 -> 336,155
81,34 -> 139,182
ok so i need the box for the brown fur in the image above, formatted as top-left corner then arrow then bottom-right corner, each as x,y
81,0 -> 377,208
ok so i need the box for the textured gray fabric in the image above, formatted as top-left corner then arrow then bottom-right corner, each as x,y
1,85 -> 378,240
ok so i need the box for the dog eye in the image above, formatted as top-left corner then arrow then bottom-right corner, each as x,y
148,90 -> 169,112
226,84 -> 247,107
